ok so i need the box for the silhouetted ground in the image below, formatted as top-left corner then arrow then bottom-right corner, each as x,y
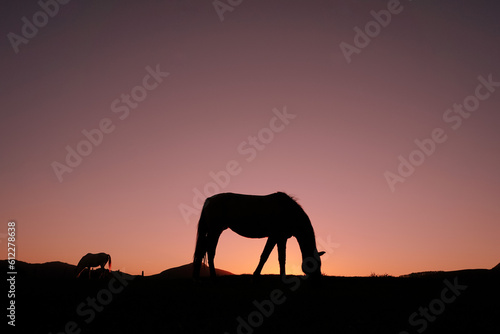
6,262 -> 500,334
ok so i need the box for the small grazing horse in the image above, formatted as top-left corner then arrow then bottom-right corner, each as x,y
193,192 -> 325,279
76,252 -> 112,278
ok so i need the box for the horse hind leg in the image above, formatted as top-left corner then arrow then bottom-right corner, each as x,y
206,231 -> 223,279
193,236 -> 208,280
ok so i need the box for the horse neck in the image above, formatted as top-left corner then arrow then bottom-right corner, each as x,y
294,220 -> 317,260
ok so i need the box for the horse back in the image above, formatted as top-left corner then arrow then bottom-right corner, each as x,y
202,192 -> 303,238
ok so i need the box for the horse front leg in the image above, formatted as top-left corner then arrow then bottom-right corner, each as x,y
253,237 -> 277,277
99,264 -> 105,278
277,239 -> 287,278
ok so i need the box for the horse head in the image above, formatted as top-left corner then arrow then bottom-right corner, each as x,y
301,250 -> 325,278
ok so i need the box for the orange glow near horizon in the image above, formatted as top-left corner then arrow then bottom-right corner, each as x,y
1,1 -> 499,278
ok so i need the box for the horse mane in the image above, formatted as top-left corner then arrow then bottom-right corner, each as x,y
276,192 -> 316,242
275,191 -> 294,199
287,193 -> 301,206
275,192 -> 304,211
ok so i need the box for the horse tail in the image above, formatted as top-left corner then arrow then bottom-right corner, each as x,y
108,254 -> 112,271
75,266 -> 83,278
193,203 -> 209,277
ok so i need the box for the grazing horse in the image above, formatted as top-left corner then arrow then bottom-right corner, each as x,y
76,252 -> 112,278
193,192 -> 325,279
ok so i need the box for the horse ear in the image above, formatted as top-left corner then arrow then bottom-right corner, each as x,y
318,251 -> 326,256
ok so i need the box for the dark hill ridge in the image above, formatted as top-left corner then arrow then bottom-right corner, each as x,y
1,260 -> 76,278
400,262 -> 500,278
0,260 -> 232,279
150,262 -> 233,278
399,268 -> 491,278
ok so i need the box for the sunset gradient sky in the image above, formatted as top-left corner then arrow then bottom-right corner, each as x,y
1,0 -> 499,277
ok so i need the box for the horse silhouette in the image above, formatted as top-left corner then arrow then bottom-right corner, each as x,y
76,252 -> 112,278
193,192 -> 325,279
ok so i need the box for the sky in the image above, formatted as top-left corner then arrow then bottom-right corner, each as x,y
1,0 -> 499,277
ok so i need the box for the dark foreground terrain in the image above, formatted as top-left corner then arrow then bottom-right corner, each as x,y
6,262 -> 500,334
